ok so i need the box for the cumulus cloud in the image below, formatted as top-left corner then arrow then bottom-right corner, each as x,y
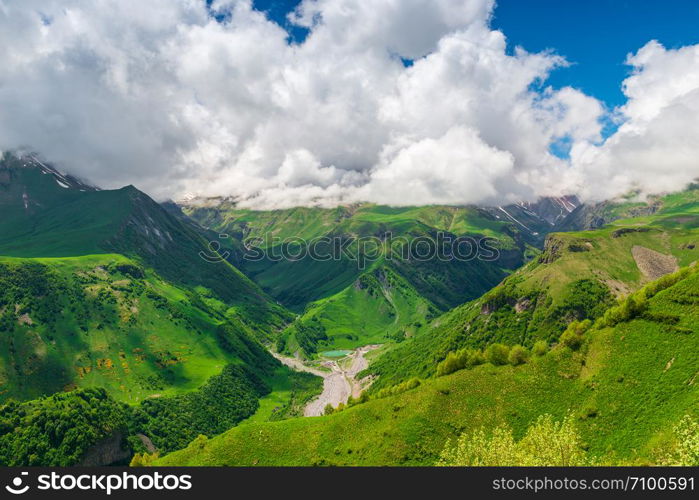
0,0 -> 695,208
569,41 -> 699,201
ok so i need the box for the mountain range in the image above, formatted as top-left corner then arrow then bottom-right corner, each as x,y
0,151 -> 696,466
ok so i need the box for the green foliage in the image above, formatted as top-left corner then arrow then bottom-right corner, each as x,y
0,388 -> 130,466
130,451 -> 159,467
508,345 -> 529,366
131,365 -> 270,454
659,415 -> 699,466
532,340 -> 549,357
437,414 -> 590,466
485,343 -> 510,366
374,378 -> 422,400
436,348 -> 484,376
559,320 -> 592,350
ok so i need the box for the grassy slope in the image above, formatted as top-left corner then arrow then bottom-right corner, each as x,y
279,264 -> 440,354
158,267 -> 699,466
184,202 -> 533,353
366,189 -> 699,388
0,255 -> 278,404
183,202 -> 528,309
0,154 -> 295,404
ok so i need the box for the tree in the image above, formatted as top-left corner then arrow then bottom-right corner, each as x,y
532,340 -> 548,357
436,414 -> 590,466
508,345 -> 529,366
485,344 -> 510,366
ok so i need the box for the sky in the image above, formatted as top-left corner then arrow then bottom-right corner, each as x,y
1,0 -> 698,208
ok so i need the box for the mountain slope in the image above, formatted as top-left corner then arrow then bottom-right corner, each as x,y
158,265 -> 699,466
0,153 -> 291,341
181,201 -> 547,354
0,152 -> 307,463
366,188 -> 699,388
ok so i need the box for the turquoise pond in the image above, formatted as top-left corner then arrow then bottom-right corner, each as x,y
320,350 -> 352,358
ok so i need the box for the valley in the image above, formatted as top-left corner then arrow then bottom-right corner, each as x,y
1,151 -> 697,467
273,345 -> 379,417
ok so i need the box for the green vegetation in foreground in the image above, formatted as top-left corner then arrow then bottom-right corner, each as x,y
158,265 -> 699,466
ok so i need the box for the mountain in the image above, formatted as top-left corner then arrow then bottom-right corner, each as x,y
0,151 -> 293,402
0,152 -> 311,464
179,201 -> 549,355
367,187 -> 699,388
158,263 -> 699,466
551,188 -> 699,232
0,153 -> 290,341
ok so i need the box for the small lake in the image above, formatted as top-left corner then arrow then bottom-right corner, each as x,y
320,350 -> 352,358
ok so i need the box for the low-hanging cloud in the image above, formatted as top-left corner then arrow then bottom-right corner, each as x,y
0,0 -> 696,208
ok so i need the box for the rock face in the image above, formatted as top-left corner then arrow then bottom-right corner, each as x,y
78,432 -> 132,466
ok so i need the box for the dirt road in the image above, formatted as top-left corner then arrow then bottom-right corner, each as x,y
272,345 -> 380,417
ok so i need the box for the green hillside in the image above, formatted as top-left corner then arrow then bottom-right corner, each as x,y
158,265 -> 699,466
0,154 -> 291,341
0,153 -> 306,464
183,201 -> 543,354
367,188 -> 699,388
0,254 -> 278,403
183,202 -> 535,310
278,264 -> 440,354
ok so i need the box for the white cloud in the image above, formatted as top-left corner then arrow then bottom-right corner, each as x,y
569,41 -> 699,201
0,0 -> 695,208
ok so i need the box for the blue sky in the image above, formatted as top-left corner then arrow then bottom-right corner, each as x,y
249,0 -> 699,109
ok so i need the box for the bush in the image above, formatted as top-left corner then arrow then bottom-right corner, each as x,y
375,378 -> 422,399
508,345 -> 529,366
437,414 -> 590,466
659,415 -> 699,466
436,348 -> 484,376
532,340 -> 548,357
130,452 -> 159,467
560,320 -> 591,350
485,344 -> 510,366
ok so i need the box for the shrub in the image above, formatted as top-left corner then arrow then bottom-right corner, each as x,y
376,378 -> 422,399
659,415 -> 699,466
130,452 -> 159,467
600,294 -> 648,328
485,344 -> 510,366
560,320 -> 591,350
436,348 -> 484,376
532,340 -> 548,357
437,414 -> 590,466
508,345 -> 529,366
